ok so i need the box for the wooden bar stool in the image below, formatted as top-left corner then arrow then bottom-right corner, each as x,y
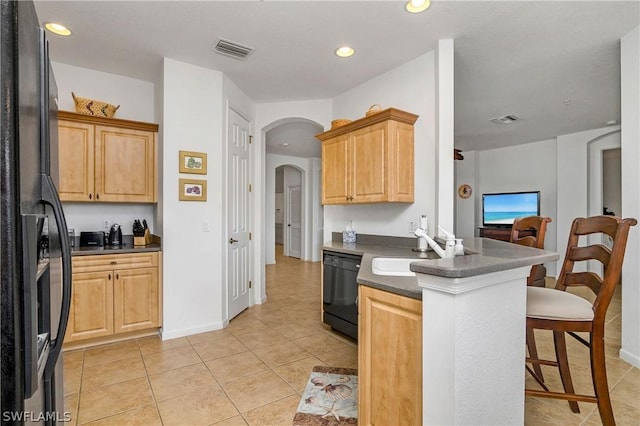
525,215 -> 637,426
510,216 -> 552,287
510,216 -> 552,380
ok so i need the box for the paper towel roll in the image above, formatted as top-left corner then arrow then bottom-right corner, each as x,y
420,215 -> 428,230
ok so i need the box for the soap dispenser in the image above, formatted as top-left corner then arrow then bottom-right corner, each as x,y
438,225 -> 456,258
454,238 -> 464,256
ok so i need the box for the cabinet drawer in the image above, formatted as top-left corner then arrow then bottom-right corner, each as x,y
72,252 -> 158,273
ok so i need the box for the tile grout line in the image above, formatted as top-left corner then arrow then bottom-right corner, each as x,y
135,337 -> 165,426
195,339 -> 249,425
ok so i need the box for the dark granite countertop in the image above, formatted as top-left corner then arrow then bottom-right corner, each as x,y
408,237 -> 557,278
71,235 -> 161,256
323,235 -> 558,301
322,236 -> 439,300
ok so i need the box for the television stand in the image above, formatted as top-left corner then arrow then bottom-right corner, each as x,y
478,227 -> 536,242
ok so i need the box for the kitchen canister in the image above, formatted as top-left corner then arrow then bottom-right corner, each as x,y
343,221 -> 356,243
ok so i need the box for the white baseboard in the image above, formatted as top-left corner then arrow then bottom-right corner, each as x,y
160,321 -> 225,341
619,347 -> 640,368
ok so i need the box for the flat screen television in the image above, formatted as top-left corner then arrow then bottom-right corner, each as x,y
482,191 -> 540,227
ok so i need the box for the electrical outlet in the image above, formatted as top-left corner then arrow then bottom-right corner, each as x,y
103,220 -> 109,231
202,221 -> 210,232
409,221 -> 415,234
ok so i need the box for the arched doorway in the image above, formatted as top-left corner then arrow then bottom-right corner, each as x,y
263,118 -> 324,264
587,130 -> 621,272
275,165 -> 303,259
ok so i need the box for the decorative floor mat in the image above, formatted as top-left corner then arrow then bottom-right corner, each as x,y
292,366 -> 358,425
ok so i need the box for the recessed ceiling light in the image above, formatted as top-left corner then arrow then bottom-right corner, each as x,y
280,143 -> 289,147
405,0 -> 431,13
606,120 -> 618,126
335,46 -> 355,58
44,22 -> 72,36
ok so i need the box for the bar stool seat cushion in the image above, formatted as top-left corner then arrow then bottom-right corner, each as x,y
527,287 -> 594,321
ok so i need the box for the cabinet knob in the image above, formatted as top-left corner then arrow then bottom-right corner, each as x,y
110,261 -> 117,265
116,273 -> 119,280
89,193 -> 92,200
96,193 -> 100,200
108,274 -> 111,280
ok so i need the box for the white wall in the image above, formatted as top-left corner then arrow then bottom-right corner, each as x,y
161,58 -> 225,339
620,25 -> 640,368
327,51 -> 437,240
474,139 -> 558,275
153,63 -> 164,239
52,62 -> 154,122
311,157 -> 323,261
454,151 -> 476,238
51,62 -> 157,235
62,204 -> 158,236
556,127 -> 621,272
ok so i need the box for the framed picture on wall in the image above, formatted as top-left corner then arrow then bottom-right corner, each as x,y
179,150 -> 207,174
179,178 -> 207,201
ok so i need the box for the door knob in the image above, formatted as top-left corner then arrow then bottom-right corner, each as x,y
229,238 -> 239,244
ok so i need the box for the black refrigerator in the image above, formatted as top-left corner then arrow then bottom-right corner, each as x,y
1,1 -> 72,424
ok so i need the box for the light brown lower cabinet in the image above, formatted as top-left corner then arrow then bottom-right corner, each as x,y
65,252 -> 161,343
358,285 -> 422,426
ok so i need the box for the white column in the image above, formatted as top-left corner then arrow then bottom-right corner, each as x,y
436,39 -> 455,234
417,266 -> 530,425
621,25 -> 640,368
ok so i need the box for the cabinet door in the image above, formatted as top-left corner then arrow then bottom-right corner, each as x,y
58,120 -> 95,201
388,121 -> 414,202
113,267 -> 159,333
65,271 -> 114,342
351,123 -> 387,203
94,126 -> 156,202
321,134 -> 350,205
358,285 -> 422,426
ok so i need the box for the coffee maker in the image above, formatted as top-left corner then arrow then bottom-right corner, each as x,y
108,223 -> 122,246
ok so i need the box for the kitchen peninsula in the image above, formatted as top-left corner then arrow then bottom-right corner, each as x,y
323,236 -> 558,425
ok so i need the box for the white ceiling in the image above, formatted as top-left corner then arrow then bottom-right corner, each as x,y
265,121 -> 324,158
34,1 -> 639,156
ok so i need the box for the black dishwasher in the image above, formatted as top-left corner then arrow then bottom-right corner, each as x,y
322,251 -> 361,340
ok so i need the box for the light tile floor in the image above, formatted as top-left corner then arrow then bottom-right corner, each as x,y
63,246 -> 639,425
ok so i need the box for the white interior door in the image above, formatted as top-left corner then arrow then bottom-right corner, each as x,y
287,185 -> 302,259
227,108 -> 251,320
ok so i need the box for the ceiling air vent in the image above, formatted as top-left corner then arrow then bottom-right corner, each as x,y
490,114 -> 519,124
213,38 -> 254,60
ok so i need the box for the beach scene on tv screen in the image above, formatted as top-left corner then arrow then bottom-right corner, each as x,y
484,193 -> 538,225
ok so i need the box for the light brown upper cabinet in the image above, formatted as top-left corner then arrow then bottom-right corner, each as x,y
316,108 -> 418,205
57,111 -> 158,203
